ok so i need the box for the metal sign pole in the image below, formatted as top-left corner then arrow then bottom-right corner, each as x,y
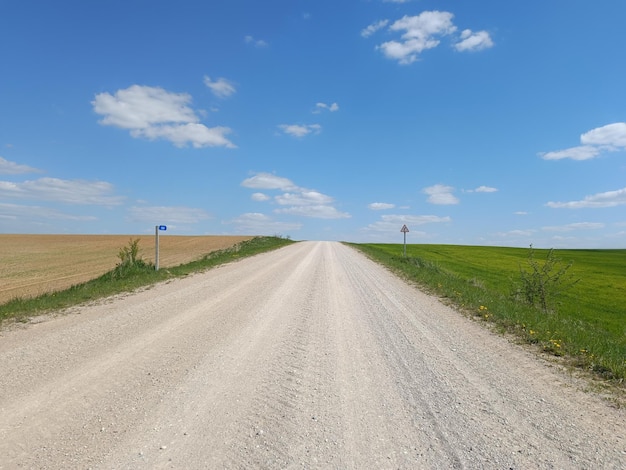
155,225 -> 160,271
155,225 -> 167,271
400,225 -> 409,258
403,231 -> 406,258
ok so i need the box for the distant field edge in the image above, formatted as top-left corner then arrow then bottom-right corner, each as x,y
0,236 -> 295,327
347,242 -> 625,399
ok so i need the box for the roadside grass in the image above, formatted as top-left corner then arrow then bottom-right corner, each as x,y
349,243 -> 626,386
0,236 -> 294,325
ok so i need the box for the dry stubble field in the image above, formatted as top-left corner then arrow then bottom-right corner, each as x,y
0,234 -> 253,304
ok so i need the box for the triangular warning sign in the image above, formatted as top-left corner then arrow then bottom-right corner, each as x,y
400,225 -> 409,233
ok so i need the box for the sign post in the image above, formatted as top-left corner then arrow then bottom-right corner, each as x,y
155,225 -> 167,271
400,224 -> 409,258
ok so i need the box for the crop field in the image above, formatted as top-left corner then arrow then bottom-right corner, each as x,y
0,234 -> 253,304
352,243 -> 626,382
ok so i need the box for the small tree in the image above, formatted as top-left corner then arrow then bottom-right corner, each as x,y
514,245 -> 578,313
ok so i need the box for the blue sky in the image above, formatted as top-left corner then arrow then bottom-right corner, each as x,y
1,0 -> 625,248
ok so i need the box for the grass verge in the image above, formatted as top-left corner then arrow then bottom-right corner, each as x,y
348,243 -> 625,389
0,236 -> 294,326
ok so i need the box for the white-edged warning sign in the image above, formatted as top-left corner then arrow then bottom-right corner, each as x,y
401,225 -> 409,257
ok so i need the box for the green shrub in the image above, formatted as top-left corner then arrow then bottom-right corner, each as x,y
513,245 -> 579,313
110,238 -> 154,279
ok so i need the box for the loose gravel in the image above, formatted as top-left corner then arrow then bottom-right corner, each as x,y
0,241 -> 624,469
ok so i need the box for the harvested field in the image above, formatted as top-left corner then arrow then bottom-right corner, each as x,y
0,234 -> 253,304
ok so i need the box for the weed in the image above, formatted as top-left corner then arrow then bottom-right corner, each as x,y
513,245 -> 579,313
111,238 -> 154,279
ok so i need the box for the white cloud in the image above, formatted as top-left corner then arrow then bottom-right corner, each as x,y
368,202 -> 395,210
546,187 -> 626,209
423,184 -> 459,205
454,29 -> 494,52
127,205 -> 210,224
541,146 -> 600,161
93,85 -> 197,129
361,19 -> 389,38
542,222 -> 605,232
0,202 -> 97,221
365,11 -> 493,64
0,177 -> 124,206
541,122 -> 626,160
275,191 -> 334,206
0,157 -> 42,175
465,185 -> 498,193
580,122 -> 626,148
251,192 -> 270,202
241,172 -> 350,220
244,35 -> 268,48
226,212 -> 302,235
203,76 -> 237,98
278,124 -> 322,138
275,205 -> 350,219
314,102 -> 339,113
133,123 -> 235,149
474,185 -> 498,193
92,84 -> 235,148
241,173 -> 297,191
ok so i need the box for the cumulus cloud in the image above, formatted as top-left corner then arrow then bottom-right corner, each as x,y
546,187 -> 626,209
423,184 -> 459,205
203,76 -> 237,98
134,123 -> 234,149
361,19 -> 389,38
275,191 -> 334,206
278,124 -> 322,138
244,35 -> 268,48
368,202 -> 396,210
92,84 -> 236,148
241,172 -> 350,220
365,11 -> 493,64
251,192 -> 271,202
0,202 -> 97,221
0,177 -> 124,206
541,122 -> 626,160
314,102 -> 339,113
93,85 -> 197,129
127,205 -> 210,224
469,185 -> 498,193
541,146 -> 600,161
241,173 -> 297,191
581,122 -> 626,147
226,212 -> 302,235
454,29 -> 494,52
275,205 -> 350,219
0,157 -> 41,175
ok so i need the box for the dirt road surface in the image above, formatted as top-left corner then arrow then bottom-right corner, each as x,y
0,241 -> 624,469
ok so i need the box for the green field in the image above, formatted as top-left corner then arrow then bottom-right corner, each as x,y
350,243 -> 626,384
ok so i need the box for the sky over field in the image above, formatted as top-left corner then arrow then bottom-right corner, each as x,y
1,0 -> 625,247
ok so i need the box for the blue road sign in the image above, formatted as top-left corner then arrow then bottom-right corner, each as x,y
158,225 -> 167,231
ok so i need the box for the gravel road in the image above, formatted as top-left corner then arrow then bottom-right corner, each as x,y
1,241 -> 624,469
